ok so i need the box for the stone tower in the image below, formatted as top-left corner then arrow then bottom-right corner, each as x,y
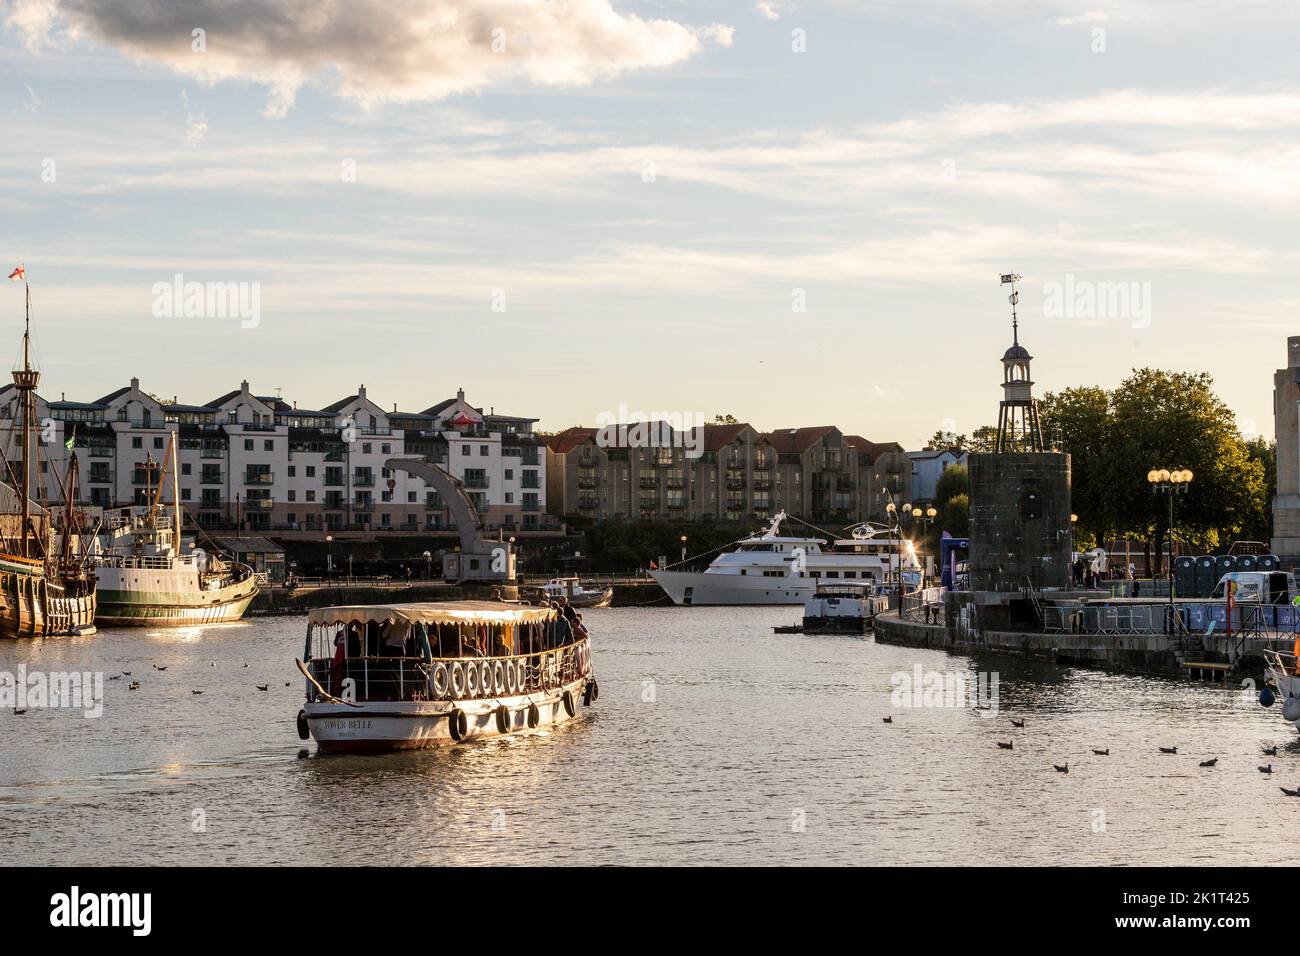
1271,337 -> 1300,559
968,275 -> 1073,595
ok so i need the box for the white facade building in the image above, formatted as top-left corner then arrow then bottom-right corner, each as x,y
0,380 -> 549,538
906,448 -> 969,503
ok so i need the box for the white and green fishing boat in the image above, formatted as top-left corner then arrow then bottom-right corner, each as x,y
90,436 -> 258,627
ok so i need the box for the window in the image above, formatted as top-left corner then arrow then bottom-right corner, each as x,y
504,469 -> 513,481
153,437 -> 164,449
407,492 -> 416,503
264,440 -> 274,452
362,443 -> 371,454
306,490 -> 316,502
181,463 -> 191,476
505,492 -> 513,503
306,466 -> 315,478
244,439 -> 253,451
479,445 -> 488,456
287,465 -> 296,478
381,443 -> 391,454
132,437 -> 142,449
288,490 -> 296,502
181,488 -> 191,500
462,445 -> 470,456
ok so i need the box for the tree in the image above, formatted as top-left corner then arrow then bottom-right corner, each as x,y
940,493 -> 969,537
713,414 -> 739,424
966,425 -> 1000,453
1039,386 -> 1110,544
934,464 -> 968,512
1106,369 -> 1264,574
927,430 -> 966,450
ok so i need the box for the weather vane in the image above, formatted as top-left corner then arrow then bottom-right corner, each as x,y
1000,272 -> 1022,344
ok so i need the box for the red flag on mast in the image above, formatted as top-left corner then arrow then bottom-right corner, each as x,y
7,265 -> 24,282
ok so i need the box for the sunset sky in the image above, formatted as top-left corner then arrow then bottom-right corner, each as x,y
1,0 -> 1296,446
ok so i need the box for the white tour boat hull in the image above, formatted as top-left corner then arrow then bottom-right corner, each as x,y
305,675 -> 591,753
1264,654 -> 1300,733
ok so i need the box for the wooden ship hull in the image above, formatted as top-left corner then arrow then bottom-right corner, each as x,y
0,552 -> 96,638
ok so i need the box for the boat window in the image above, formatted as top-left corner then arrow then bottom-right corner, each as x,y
844,571 -> 857,578
826,571 -> 839,578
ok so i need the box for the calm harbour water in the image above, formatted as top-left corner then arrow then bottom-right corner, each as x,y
0,606 -> 1296,866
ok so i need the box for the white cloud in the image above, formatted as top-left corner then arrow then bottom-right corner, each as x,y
756,2 -> 783,21
7,0 -> 734,116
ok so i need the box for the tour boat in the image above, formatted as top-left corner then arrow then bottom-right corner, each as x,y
295,601 -> 597,752
529,575 -> 613,608
652,511 -> 920,606
90,437 -> 257,627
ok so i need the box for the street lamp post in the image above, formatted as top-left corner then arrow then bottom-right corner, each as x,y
422,549 -> 431,580
1147,467 -> 1193,634
680,535 -> 688,566
325,534 -> 334,575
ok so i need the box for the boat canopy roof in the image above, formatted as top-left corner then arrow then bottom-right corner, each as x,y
307,600 -> 556,628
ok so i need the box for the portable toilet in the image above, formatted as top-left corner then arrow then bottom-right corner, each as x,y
1174,556 -> 1197,597
1194,556 -> 1217,597
1238,554 -> 1258,573
1216,554 -> 1237,580
1258,554 -> 1281,573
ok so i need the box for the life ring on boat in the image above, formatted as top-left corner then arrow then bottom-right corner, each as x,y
504,661 -> 518,694
431,663 -> 450,699
448,708 -> 468,741
479,661 -> 494,696
495,704 -> 511,734
296,709 -> 310,740
464,662 -> 479,697
562,690 -> 576,718
493,661 -> 506,697
527,701 -> 540,728
583,679 -> 599,706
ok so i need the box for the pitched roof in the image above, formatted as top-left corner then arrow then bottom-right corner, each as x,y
702,422 -> 752,451
540,427 -> 599,454
320,394 -> 361,413
422,397 -> 459,417
96,385 -> 132,404
204,389 -> 242,408
760,426 -> 838,454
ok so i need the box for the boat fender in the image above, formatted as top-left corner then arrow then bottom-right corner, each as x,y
479,661 -> 494,697
583,679 -> 599,706
464,662 -> 479,696
450,662 -> 466,698
562,690 -> 576,718
527,701 -> 540,728
504,661 -> 518,694
493,661 -> 506,698
432,663 -> 450,699
449,708 -> 469,741
495,704 -> 511,734
1260,685 -> 1276,707
296,709 -> 310,741
1284,695 -> 1300,723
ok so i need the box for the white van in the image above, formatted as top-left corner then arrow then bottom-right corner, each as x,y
1212,571 -> 1296,605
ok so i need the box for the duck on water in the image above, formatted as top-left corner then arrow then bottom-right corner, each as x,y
295,601 -> 597,753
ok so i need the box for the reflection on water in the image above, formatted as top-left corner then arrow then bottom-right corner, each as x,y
0,607 -> 1296,865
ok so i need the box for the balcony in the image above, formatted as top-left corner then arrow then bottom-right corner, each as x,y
88,470 -> 113,485
246,498 -> 273,511
666,478 -> 684,489
753,461 -> 771,472
239,422 -> 277,432
352,473 -> 375,487
244,471 -> 274,485
324,475 -> 345,487
578,497 -> 599,510
753,479 -> 772,491
352,499 -> 374,512
463,476 -> 489,489
666,499 -> 687,510
577,476 -> 598,490
522,502 -> 540,512
726,479 -> 746,491
638,477 -> 658,490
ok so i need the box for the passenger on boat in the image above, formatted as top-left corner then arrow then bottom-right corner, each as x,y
330,630 -> 346,695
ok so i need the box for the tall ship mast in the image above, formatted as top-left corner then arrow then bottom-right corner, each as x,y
0,266 -> 97,638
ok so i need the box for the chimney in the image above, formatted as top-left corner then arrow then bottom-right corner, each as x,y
1289,337 -> 1300,369
393,403 -> 398,413
456,387 -> 465,402
130,377 -> 140,390
240,379 -> 249,393
359,384 -> 367,401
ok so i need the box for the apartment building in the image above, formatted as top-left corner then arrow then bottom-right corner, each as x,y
543,422 -> 912,526
0,380 -> 551,537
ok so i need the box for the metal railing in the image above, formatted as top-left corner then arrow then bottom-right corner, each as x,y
305,639 -> 591,703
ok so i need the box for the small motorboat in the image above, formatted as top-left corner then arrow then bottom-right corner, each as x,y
801,581 -> 889,635
530,576 -> 613,608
